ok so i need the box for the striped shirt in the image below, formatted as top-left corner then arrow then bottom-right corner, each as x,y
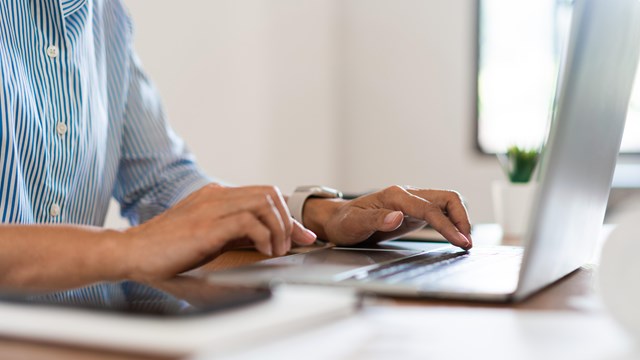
0,0 -> 211,226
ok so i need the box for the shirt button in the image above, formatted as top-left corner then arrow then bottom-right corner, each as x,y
56,122 -> 68,136
50,203 -> 61,217
46,45 -> 59,58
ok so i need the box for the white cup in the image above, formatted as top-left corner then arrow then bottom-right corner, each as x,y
598,210 -> 640,342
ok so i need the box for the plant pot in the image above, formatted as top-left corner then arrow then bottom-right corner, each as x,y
492,180 -> 538,241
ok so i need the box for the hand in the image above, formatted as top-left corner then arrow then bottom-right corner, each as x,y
121,184 -> 317,282
306,185 -> 472,249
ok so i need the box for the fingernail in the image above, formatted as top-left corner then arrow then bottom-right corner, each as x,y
384,211 -> 403,225
303,228 -> 317,242
458,232 -> 472,249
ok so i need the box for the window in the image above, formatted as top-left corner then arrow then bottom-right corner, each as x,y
477,0 -> 640,154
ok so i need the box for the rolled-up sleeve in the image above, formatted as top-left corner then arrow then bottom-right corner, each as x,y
113,51 -> 212,225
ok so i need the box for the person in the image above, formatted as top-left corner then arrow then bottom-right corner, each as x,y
0,0 -> 472,291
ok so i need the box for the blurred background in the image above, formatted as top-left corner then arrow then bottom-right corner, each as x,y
106,0 -> 640,228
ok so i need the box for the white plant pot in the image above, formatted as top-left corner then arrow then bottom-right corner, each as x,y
492,180 -> 538,239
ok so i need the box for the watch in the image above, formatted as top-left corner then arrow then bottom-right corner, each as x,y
287,185 -> 343,225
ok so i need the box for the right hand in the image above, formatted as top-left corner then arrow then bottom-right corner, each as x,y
121,184 -> 317,282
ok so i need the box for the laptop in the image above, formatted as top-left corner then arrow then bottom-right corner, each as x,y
208,0 -> 640,302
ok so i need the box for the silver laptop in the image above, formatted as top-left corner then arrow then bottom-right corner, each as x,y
208,0 -> 640,302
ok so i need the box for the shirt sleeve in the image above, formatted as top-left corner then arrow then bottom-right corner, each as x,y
113,51 -> 213,225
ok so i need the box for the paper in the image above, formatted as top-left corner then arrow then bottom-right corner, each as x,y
203,306 -> 640,360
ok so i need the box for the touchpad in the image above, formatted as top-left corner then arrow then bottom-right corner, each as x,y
262,248 -> 424,267
207,247 -> 427,286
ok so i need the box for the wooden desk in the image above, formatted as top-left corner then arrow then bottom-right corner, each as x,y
0,247 -> 600,360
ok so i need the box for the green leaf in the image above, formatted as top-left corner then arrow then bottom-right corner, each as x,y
499,146 -> 540,183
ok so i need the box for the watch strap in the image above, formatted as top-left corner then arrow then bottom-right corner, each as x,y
287,186 -> 342,225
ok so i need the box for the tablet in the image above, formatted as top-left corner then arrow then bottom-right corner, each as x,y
0,277 -> 271,317
0,282 -> 357,356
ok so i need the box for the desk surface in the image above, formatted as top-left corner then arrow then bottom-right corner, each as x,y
0,248 -> 602,360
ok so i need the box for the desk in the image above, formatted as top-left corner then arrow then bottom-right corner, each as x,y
0,253 -> 607,360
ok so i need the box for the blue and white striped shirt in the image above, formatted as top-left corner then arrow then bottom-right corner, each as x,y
0,0 -> 211,226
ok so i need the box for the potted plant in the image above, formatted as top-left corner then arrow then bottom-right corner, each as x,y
492,146 -> 541,239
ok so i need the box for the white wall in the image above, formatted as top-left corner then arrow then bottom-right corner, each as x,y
107,0 -> 504,227
123,0 -> 341,188
339,0 -> 502,218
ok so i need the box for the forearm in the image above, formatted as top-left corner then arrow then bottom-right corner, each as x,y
0,225 -> 128,291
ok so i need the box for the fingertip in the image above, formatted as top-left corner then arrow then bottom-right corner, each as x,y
291,221 -> 317,245
458,232 -> 472,250
259,244 -> 273,257
301,228 -> 317,245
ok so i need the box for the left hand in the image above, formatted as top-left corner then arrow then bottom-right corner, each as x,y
304,185 -> 472,249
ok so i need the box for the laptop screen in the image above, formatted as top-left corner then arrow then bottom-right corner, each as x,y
515,0 -> 640,299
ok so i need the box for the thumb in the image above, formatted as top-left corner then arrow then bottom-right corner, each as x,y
291,219 -> 318,246
374,210 -> 404,232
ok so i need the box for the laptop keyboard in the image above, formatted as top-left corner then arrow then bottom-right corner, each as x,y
348,247 -> 523,286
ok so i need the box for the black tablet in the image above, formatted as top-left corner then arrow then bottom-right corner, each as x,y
0,277 -> 271,317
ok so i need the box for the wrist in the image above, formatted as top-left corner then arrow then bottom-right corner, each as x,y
303,198 -> 344,240
94,229 -> 132,282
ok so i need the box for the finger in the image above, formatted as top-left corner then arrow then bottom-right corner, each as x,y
409,189 -> 472,241
215,212 -> 273,256
254,187 -> 292,251
204,193 -> 288,255
380,186 -> 472,249
353,208 -> 405,234
291,219 -> 317,246
261,195 -> 288,256
422,210 -> 472,250
376,210 -> 404,232
220,186 -> 293,252
444,194 -> 472,242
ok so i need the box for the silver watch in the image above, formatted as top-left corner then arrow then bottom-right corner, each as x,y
287,185 -> 343,225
